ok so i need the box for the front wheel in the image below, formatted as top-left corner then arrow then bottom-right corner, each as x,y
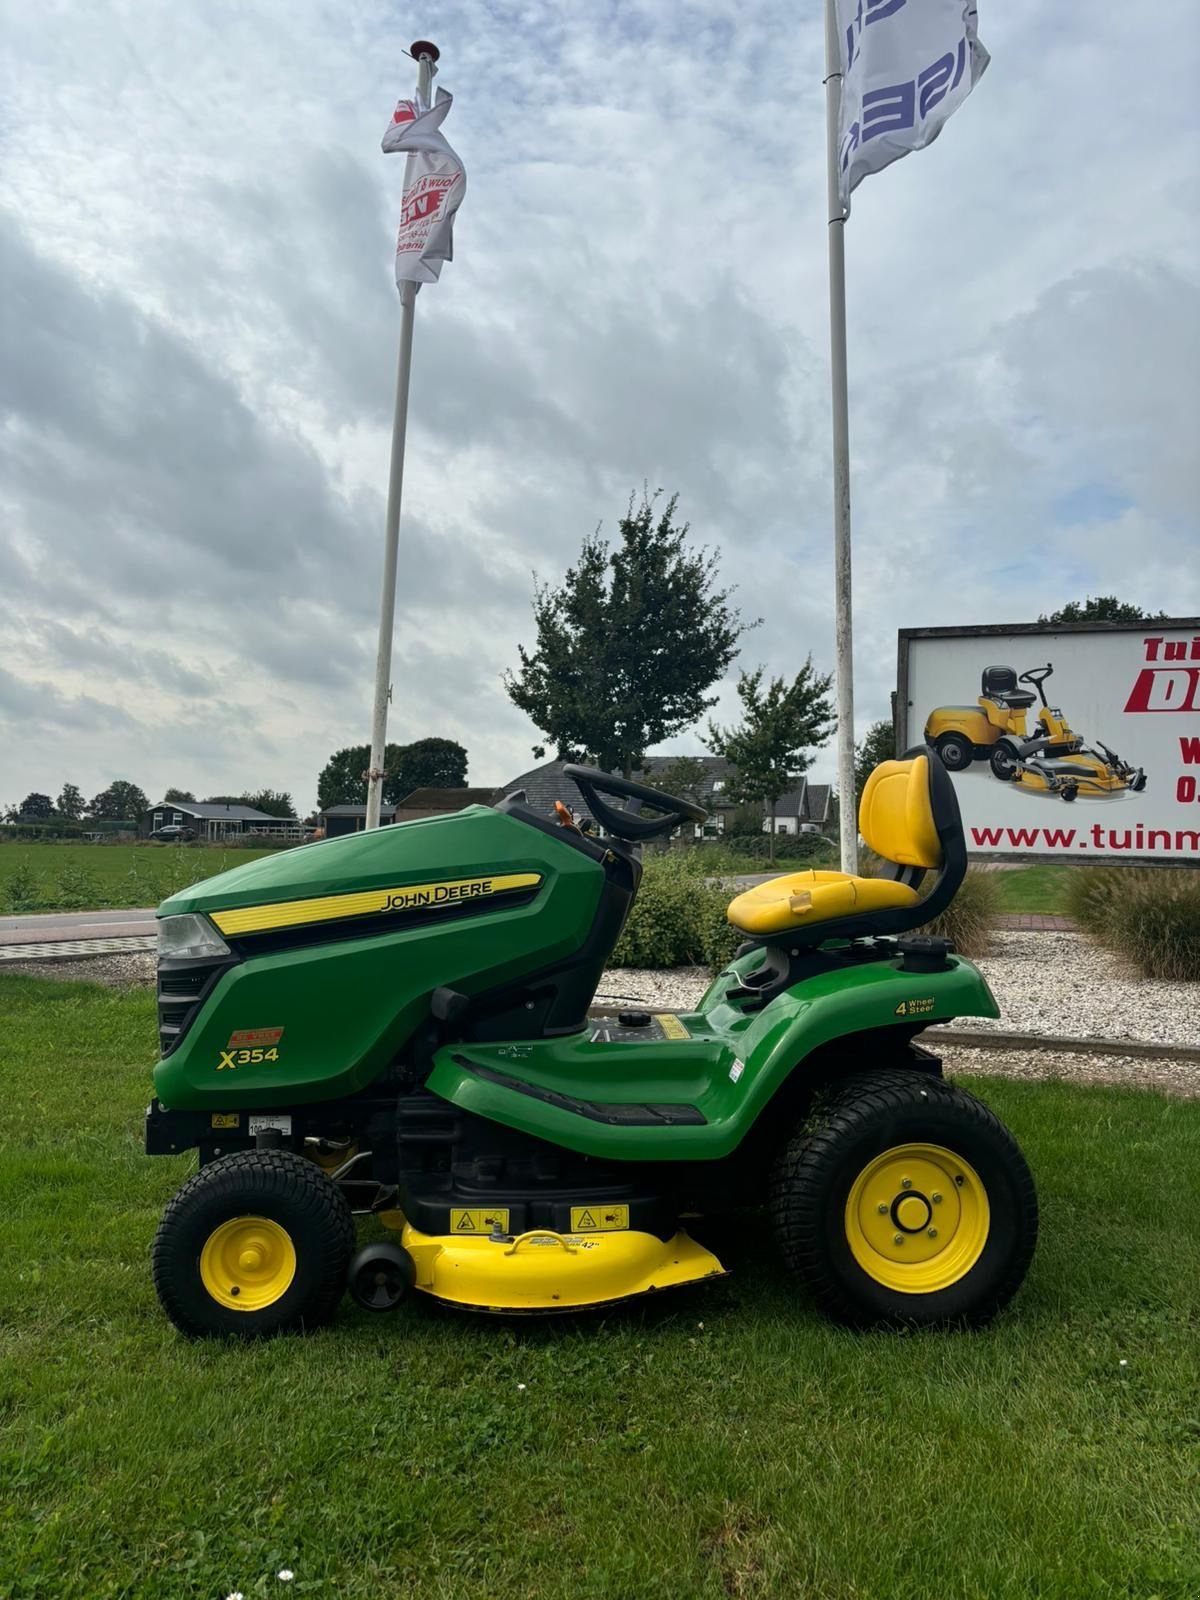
152,1149 -> 355,1338
771,1071 -> 1037,1328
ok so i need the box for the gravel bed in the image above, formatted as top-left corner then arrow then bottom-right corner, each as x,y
2,951 -> 157,986
949,931 -> 1197,1049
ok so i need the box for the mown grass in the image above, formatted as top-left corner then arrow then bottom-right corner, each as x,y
1,974 -> 1199,1599
993,867 -> 1073,915
0,843 -> 276,913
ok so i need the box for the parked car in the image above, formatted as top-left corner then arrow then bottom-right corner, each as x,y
149,825 -> 195,843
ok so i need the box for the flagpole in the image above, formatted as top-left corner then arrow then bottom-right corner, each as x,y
365,41 -> 438,831
823,0 -> 857,874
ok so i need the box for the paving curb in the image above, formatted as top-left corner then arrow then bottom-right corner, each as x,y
586,1004 -> 1199,1065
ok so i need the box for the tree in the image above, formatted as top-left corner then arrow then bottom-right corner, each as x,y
1039,596 -> 1168,624
18,792 -> 54,818
854,719 -> 896,803
164,787 -> 196,804
56,783 -> 85,820
317,739 -> 468,811
505,491 -> 754,778
705,661 -> 836,863
89,780 -> 149,820
242,788 -> 296,819
203,789 -> 296,818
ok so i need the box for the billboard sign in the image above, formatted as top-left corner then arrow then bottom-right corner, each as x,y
896,620 -> 1200,863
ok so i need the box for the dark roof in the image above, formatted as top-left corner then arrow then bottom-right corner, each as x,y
320,803 -> 397,818
805,784 -> 832,822
772,783 -> 808,818
501,760 -> 586,819
396,787 -> 503,810
150,801 -> 279,822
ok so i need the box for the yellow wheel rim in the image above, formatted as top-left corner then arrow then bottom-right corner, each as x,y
845,1143 -> 989,1294
199,1216 -> 297,1312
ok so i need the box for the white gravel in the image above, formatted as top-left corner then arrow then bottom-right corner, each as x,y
939,1044 -> 1199,1100
949,931 -> 1197,1049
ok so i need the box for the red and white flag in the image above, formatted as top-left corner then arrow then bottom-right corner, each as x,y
382,87 -> 465,288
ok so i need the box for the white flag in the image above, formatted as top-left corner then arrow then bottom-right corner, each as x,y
382,87 -> 466,287
836,0 -> 989,209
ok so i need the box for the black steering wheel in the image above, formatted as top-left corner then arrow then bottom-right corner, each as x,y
1019,664 -> 1053,685
562,765 -> 708,843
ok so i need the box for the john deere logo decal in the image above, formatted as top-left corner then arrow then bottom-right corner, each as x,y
210,875 -> 542,937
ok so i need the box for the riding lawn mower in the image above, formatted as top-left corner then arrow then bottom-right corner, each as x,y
925,663 -> 1146,800
146,752 -> 1038,1338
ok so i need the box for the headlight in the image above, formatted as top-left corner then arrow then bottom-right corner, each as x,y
157,913 -> 231,961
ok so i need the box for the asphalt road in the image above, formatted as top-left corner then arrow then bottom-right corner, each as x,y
0,908 -> 157,946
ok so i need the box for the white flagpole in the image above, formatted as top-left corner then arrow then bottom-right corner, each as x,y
365,42 -> 438,831
823,0 -> 857,874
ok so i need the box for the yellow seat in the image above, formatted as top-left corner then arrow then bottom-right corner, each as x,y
726,755 -> 943,937
726,870 -> 918,936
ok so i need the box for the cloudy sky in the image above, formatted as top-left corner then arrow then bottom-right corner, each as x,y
2,1 -> 1198,815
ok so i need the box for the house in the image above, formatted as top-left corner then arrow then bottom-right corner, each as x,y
393,787 -> 504,823
140,800 -> 301,842
319,803 -> 398,838
765,780 -> 833,835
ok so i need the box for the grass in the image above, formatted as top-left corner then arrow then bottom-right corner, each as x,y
992,866 -> 1073,915
0,843 -> 276,913
2,976 -> 1199,1598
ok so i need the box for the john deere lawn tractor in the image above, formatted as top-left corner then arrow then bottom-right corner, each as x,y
925,663 -> 1146,800
146,753 -> 1037,1338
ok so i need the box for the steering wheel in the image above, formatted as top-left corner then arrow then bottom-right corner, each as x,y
562,765 -> 707,843
1019,664 -> 1053,685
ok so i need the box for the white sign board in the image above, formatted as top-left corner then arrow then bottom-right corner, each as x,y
897,622 -> 1200,862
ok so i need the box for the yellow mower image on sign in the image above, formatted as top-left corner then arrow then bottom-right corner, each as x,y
925,663 -> 1146,802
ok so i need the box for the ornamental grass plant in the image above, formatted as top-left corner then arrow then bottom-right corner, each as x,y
1066,866 -> 1200,981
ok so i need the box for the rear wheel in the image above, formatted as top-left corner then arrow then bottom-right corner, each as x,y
152,1149 -> 355,1338
934,732 -> 973,772
771,1071 -> 1037,1328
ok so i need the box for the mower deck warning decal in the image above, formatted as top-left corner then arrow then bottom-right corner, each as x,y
656,1013 -> 690,1040
210,874 -> 542,937
570,1204 -> 629,1232
450,1208 -> 510,1234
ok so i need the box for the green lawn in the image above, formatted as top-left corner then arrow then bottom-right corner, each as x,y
993,866 -> 1073,915
0,843 -> 276,913
2,975 -> 1198,1599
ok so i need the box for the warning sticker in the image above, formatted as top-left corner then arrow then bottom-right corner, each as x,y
656,1013 -> 690,1041
570,1204 -> 630,1233
210,1113 -> 240,1129
449,1208 -> 510,1235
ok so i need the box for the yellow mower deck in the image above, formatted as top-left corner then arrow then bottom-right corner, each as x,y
391,1219 -> 726,1313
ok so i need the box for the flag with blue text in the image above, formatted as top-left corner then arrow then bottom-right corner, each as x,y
382,88 -> 466,287
837,0 -> 988,209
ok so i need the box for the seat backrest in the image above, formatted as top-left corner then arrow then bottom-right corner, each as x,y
858,755 -> 942,869
981,665 -> 1017,698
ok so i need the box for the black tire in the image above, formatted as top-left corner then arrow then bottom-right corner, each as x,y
152,1149 -> 355,1339
771,1070 -> 1037,1329
935,732 -> 973,772
989,742 -> 1020,782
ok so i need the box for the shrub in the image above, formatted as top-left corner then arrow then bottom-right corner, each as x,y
53,863 -> 102,910
612,857 -> 738,970
1,858 -> 43,912
1068,867 -> 1200,981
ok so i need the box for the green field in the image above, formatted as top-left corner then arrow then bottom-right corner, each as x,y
993,866 -> 1073,916
0,843 -> 276,912
2,973 -> 1197,1599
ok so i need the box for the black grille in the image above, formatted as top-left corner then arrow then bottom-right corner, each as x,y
157,957 -> 236,1055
